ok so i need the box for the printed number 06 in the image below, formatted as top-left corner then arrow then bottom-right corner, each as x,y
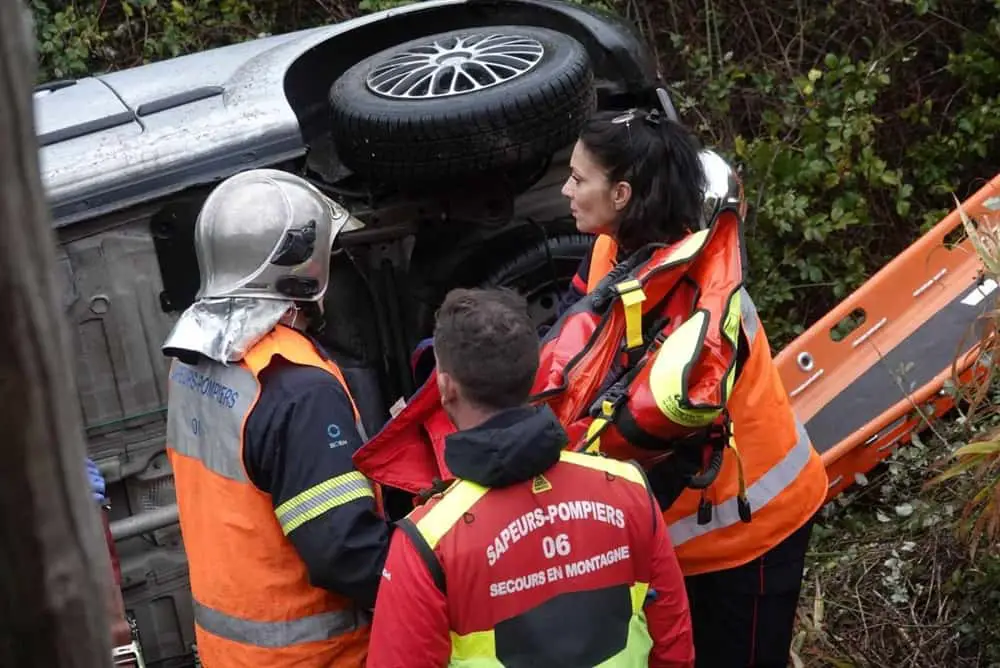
542,534 -> 571,559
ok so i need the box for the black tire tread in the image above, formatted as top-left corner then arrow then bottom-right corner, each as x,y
329,26 -> 596,183
483,233 -> 594,288
480,232 -> 594,331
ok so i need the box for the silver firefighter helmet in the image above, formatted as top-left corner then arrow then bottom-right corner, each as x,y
195,168 -> 357,302
162,169 -> 364,364
698,149 -> 747,229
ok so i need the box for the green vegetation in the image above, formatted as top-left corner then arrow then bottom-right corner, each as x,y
793,422 -> 1000,666
30,0 -> 1000,663
31,0 -> 1000,348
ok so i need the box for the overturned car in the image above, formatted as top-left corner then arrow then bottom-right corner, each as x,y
34,0 -> 743,663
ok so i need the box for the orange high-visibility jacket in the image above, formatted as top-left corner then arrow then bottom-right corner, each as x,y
533,209 -> 828,575
165,325 -> 372,666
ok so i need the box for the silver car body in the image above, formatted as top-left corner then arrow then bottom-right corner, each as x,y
35,0 -> 465,227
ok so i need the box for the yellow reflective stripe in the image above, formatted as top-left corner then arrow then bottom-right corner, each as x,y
413,480 -> 489,549
647,311 -> 719,427
645,286 -> 741,428
629,582 -> 649,612
721,289 -> 742,401
559,450 -> 647,488
615,279 -> 647,350
275,471 -> 373,535
449,582 -> 653,667
596,610 -> 653,667
666,228 -> 710,261
595,582 -> 653,668
451,630 -> 500,666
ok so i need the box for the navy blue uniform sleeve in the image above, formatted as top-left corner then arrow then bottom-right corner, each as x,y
560,245 -> 591,310
244,365 -> 390,609
571,246 -> 592,295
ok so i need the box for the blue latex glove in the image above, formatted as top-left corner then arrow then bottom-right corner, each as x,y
85,457 -> 107,504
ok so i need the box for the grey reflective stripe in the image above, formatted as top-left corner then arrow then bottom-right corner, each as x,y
275,471 -> 374,535
668,419 -> 813,546
166,358 -> 258,482
739,287 -> 760,342
193,600 -> 369,648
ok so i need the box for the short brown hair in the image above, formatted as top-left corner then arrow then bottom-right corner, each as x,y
433,287 -> 539,410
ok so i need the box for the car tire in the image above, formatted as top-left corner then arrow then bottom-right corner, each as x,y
328,26 -> 595,184
481,232 -> 594,331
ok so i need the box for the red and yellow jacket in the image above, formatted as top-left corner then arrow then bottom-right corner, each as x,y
366,406 -> 694,668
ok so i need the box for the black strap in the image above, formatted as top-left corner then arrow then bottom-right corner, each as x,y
394,518 -> 447,594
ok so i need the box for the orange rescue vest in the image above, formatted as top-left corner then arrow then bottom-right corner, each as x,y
165,325 -> 373,666
533,209 -> 828,575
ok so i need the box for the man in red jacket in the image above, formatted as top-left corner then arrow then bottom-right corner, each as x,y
367,287 -> 694,667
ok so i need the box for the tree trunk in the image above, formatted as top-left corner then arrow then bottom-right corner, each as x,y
0,2 -> 115,666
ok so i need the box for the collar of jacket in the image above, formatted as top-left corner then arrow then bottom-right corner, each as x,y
443,405 -> 567,488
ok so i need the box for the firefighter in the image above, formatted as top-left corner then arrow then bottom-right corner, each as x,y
366,287 -> 695,668
160,169 -> 390,667
549,108 -> 829,667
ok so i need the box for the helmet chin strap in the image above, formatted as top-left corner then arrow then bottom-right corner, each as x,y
279,302 -> 327,336
279,304 -> 306,331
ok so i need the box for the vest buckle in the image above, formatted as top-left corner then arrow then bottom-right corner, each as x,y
588,380 -> 629,422
416,477 -> 451,504
684,418 -> 730,491
737,496 -> 752,524
697,497 -> 713,525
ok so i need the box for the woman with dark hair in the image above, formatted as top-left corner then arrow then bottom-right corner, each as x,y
565,109 -> 706,250
540,107 -> 830,668
351,107 -> 828,665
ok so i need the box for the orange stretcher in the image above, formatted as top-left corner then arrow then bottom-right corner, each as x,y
775,174 -> 1000,501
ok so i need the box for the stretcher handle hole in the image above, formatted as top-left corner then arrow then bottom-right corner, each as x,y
943,218 -> 974,250
796,352 -> 814,372
830,307 -> 866,342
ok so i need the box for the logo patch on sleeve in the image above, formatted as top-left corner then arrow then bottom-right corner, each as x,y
531,474 -> 552,494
